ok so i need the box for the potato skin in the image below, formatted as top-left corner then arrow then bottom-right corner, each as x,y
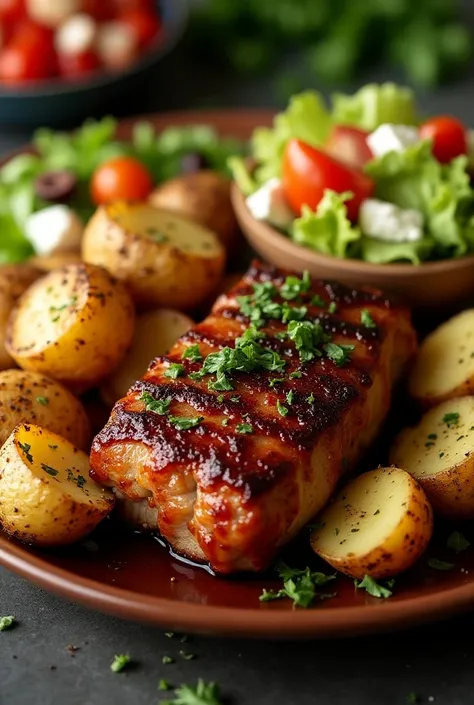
81,203 -> 226,311
29,252 -> 82,272
0,264 -> 42,370
0,369 -> 90,450
6,263 -> 135,393
149,171 -> 239,253
0,424 -> 114,546
311,468 -> 433,579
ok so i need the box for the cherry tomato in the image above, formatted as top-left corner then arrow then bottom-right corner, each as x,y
419,116 -> 468,164
119,8 -> 161,47
324,125 -> 373,170
91,156 -> 154,204
282,139 -> 375,222
81,0 -> 114,20
113,0 -> 154,12
58,49 -> 100,79
0,0 -> 25,22
0,38 -> 52,82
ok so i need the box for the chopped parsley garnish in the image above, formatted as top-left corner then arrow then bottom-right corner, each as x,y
216,394 -> 225,403
311,294 -> 325,307
41,463 -> 58,477
443,412 -> 460,427
306,393 -> 315,404
110,654 -> 131,673
290,370 -> 302,379
179,651 -> 196,660
447,531 -> 470,553
286,390 -> 294,405
237,280 -> 280,327
259,562 -> 336,608
355,575 -> 394,599
287,320 -> 327,362
169,416 -> 204,431
141,392 -> 171,416
36,396 -> 49,406
0,615 -> 16,631
230,396 -> 240,402
182,345 -> 202,362
162,655 -> 175,664
221,418 -> 229,426
361,309 -> 376,328
328,302 -> 337,314
236,422 -> 253,434
161,680 -> 223,705
280,271 -> 311,300
165,363 -> 185,380
427,557 -> 455,571
276,400 -> 288,417
281,303 -> 307,323
159,680 -> 172,691
269,377 -> 285,388
324,342 -> 355,367
18,441 -> 33,463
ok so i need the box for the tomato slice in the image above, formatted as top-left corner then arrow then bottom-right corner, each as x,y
324,125 -> 373,169
282,138 -> 375,222
419,116 -> 468,164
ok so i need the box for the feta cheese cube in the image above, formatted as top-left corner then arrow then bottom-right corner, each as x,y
359,199 -> 423,243
367,124 -> 420,158
24,205 -> 83,256
245,178 -> 294,230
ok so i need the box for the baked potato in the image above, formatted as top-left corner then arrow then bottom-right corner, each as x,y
0,263 -> 42,370
149,170 -> 239,254
81,202 -> 226,311
29,251 -> 82,272
409,309 -> 474,407
0,369 -> 90,450
311,467 -> 433,579
6,263 -> 135,394
0,423 -> 114,546
100,308 -> 194,407
390,396 -> 474,518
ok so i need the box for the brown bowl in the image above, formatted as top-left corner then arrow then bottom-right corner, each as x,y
232,184 -> 474,309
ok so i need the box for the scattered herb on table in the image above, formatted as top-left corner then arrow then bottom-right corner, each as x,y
355,575 -> 394,599
110,654 -> 131,673
427,558 -> 455,571
162,655 -> 175,665
179,651 -> 196,661
0,615 -> 16,631
407,693 -> 420,704
161,679 -> 223,705
447,531 -> 470,553
159,679 -> 172,691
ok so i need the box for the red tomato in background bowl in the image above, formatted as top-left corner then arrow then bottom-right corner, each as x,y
282,138 -> 375,222
0,0 -> 25,22
119,8 -> 161,47
419,116 -> 468,164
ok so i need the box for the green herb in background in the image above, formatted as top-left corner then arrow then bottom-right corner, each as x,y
188,0 -> 472,89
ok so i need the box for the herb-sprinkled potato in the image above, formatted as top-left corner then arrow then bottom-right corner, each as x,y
390,396 -> 474,518
81,202 -> 226,311
0,369 -> 90,450
0,423 -> 114,546
0,263 -> 42,370
6,263 -> 135,393
311,467 -> 433,579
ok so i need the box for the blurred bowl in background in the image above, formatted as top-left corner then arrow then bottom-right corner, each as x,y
0,0 -> 188,127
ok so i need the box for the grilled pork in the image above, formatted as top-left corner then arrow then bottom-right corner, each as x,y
90,261 -> 417,573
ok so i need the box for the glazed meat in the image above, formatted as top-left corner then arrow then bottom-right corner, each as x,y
90,261 -> 417,574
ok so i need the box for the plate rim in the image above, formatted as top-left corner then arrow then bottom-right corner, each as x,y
2,107 -> 474,638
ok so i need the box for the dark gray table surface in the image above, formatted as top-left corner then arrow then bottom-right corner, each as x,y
3,42 -> 474,705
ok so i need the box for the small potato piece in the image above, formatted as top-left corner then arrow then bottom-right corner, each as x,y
311,468 -> 433,579
149,171 -> 239,253
81,202 -> 226,311
6,263 -> 135,393
100,308 -> 194,407
29,251 -> 82,272
390,396 -> 474,518
0,423 -> 114,546
0,263 -> 42,370
409,309 -> 474,407
0,369 -> 90,450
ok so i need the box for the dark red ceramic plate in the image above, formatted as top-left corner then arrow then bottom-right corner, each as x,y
1,110 -> 474,639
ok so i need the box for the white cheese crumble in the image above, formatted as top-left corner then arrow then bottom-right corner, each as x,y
367,123 -> 420,158
245,177 -> 294,230
359,199 -> 424,243
24,205 -> 83,256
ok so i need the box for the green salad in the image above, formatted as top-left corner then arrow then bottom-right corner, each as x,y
0,118 -> 245,264
231,82 -> 474,265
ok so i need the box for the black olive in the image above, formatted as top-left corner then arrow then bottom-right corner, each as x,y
180,152 -> 209,174
35,170 -> 78,203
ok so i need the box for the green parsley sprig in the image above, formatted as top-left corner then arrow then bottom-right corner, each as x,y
161,680 -> 223,705
260,561 -> 336,608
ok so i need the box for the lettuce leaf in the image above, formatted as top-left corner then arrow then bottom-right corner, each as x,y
361,236 -> 434,265
366,143 -> 474,258
291,190 -> 360,258
332,83 -> 417,131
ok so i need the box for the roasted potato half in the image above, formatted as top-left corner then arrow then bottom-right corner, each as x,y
149,171 -> 239,254
0,369 -> 90,450
29,251 -> 82,272
6,263 -> 135,393
0,424 -> 114,546
100,308 -> 194,407
81,202 -> 226,311
409,309 -> 474,407
311,467 -> 433,579
0,263 -> 42,370
390,396 -> 474,518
